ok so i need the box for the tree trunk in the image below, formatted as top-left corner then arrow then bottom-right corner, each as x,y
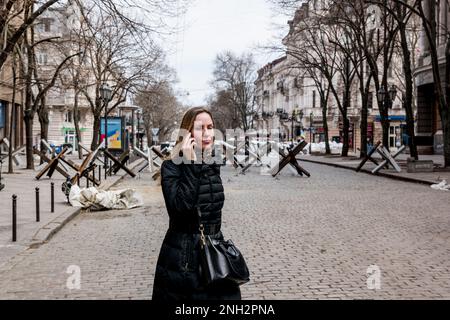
91,114 -> 101,151
23,2 -> 35,170
398,6 -> 418,160
8,57 -> 17,173
341,83 -> 351,157
146,126 -> 152,148
24,112 -> 34,169
359,59 -> 370,159
381,76 -> 390,150
39,113 -> 49,161
380,113 -> 390,149
444,114 -> 450,167
73,92 -> 83,159
360,101 -> 368,159
321,98 -> 330,154
38,96 -> 49,164
342,116 -> 350,157
7,104 -> 15,173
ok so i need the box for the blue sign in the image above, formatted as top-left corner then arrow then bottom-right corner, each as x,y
375,115 -> 406,122
100,117 -> 124,150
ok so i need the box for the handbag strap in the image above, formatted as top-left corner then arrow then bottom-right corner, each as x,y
192,167 -> 207,248
197,206 -> 207,249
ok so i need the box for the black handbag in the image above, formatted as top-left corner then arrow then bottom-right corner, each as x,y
196,206 -> 250,287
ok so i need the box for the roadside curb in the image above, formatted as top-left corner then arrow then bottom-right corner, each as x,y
298,157 -> 438,186
29,158 -> 146,248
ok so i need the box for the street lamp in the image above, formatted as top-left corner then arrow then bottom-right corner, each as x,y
389,84 -> 397,103
377,85 -> 386,103
377,84 -> 397,108
99,83 -> 112,179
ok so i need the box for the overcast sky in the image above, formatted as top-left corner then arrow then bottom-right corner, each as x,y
166,0 -> 289,106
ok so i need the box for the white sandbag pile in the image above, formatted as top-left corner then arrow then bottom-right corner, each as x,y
430,180 -> 450,192
69,185 -> 144,210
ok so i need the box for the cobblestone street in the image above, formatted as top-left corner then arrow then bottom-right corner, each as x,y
0,162 -> 449,299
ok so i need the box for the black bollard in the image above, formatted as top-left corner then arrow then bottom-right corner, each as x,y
51,182 -> 55,213
86,172 -> 89,188
36,187 -> 40,222
12,195 -> 17,242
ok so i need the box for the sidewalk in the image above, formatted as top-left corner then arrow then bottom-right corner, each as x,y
0,153 -> 145,269
297,152 -> 450,186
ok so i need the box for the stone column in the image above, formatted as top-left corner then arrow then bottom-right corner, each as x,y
419,0 -> 431,54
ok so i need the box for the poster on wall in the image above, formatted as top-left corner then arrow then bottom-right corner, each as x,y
100,117 -> 124,150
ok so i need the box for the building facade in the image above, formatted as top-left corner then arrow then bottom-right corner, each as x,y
31,2 -> 96,151
254,0 -> 412,154
414,0 -> 448,155
0,4 -> 25,154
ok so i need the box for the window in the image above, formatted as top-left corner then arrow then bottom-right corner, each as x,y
37,52 -> 48,65
298,77 -> 304,95
368,92 -> 373,109
38,18 -> 53,32
64,130 -> 78,150
388,65 -> 393,78
312,90 -> 316,108
389,125 -> 402,149
66,110 -> 81,123
65,111 -> 72,123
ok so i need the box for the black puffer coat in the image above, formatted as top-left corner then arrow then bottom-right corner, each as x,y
152,159 -> 241,301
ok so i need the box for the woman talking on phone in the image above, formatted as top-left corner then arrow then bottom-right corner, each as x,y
152,107 -> 242,301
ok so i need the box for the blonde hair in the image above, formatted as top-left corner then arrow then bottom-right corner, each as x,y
167,107 -> 215,161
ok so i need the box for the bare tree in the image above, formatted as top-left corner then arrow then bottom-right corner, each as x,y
7,43 -> 21,173
135,80 -> 182,146
0,0 -> 61,72
19,2 -> 81,169
0,0 -> 190,72
73,4 -> 166,150
285,49 -> 333,154
0,0 -> 190,166
211,51 -> 257,131
208,90 -> 237,134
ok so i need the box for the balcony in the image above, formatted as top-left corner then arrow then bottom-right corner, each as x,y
280,112 -> 290,121
261,111 -> 274,119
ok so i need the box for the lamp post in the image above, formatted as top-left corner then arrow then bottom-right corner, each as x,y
291,109 -> 301,143
130,106 -> 138,148
100,83 -> 112,180
136,109 -> 141,150
309,112 -> 313,154
377,84 -> 398,148
291,112 -> 295,144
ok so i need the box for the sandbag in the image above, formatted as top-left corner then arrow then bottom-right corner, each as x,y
69,185 -> 144,210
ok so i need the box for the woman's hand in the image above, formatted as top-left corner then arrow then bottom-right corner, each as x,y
181,134 -> 197,162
